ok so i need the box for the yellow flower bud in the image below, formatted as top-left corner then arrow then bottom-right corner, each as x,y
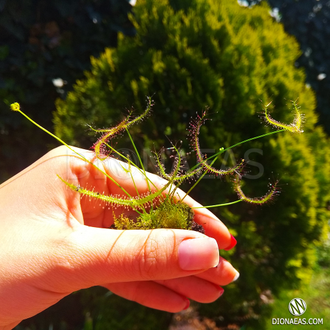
10,102 -> 20,112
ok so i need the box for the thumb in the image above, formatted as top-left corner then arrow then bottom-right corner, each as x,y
55,225 -> 219,292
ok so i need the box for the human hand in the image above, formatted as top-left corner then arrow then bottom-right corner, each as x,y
0,146 -> 238,329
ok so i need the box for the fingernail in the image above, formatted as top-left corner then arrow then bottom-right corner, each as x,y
219,287 -> 225,297
224,234 -> 237,251
178,237 -> 219,271
183,299 -> 190,310
232,270 -> 240,282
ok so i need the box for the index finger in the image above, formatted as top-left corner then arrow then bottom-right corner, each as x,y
100,157 -> 234,250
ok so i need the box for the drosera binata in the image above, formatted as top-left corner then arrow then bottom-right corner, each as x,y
10,98 -> 303,232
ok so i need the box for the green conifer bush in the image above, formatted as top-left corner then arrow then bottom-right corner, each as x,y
52,0 -> 330,328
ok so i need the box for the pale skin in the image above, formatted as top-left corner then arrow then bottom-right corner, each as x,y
0,146 -> 239,329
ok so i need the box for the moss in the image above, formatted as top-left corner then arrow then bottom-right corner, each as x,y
113,199 -> 196,230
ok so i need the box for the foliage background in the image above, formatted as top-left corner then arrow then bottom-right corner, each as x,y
0,0 -> 135,182
244,0 -> 330,136
2,0 -> 330,329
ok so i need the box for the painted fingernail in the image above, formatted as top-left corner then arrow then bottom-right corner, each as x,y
232,270 -> 240,282
224,234 -> 237,251
219,287 -> 225,297
183,299 -> 190,310
178,237 -> 219,271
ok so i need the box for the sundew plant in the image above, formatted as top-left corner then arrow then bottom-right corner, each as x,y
10,98 -> 303,233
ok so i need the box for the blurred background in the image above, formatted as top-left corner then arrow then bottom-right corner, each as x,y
1,0 -> 330,329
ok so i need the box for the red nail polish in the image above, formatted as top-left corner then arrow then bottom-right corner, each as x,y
219,287 -> 225,297
224,234 -> 237,251
183,299 -> 190,310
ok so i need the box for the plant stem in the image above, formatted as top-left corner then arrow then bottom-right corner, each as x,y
16,109 -> 134,199
183,129 -> 285,205
206,129 -> 285,163
193,199 -> 243,209
126,128 -> 153,193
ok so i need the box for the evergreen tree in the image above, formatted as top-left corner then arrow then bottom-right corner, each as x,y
242,0 -> 330,135
53,0 -> 330,328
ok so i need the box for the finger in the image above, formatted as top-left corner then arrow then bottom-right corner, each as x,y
100,157 -> 235,249
104,282 -> 189,313
105,275 -> 224,312
196,257 -> 240,286
51,225 -> 220,293
178,194 -> 235,250
52,147 -> 236,250
156,276 -> 224,303
70,151 -> 235,249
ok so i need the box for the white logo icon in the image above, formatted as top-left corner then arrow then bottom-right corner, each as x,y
288,298 -> 307,316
